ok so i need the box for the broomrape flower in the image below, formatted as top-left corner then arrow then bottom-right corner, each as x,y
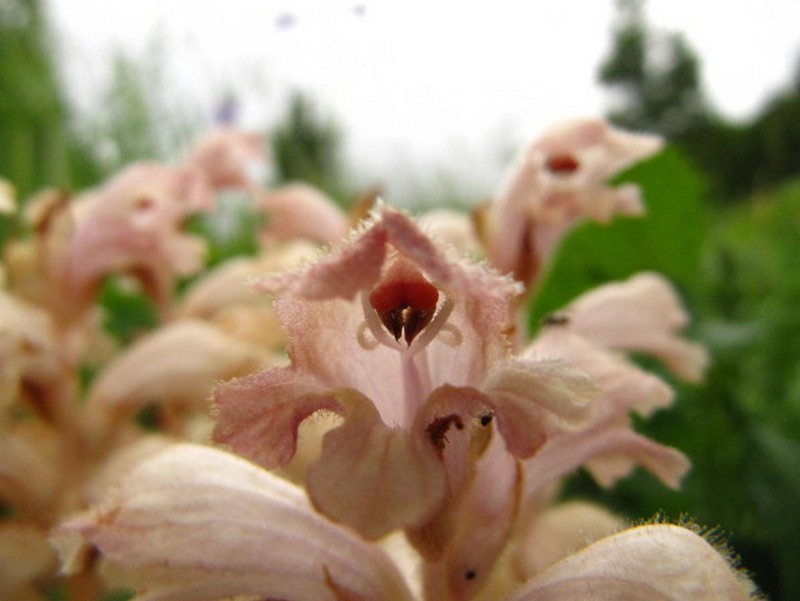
52,443 -> 758,601
482,118 -> 662,288
42,119 -> 759,600
212,205 -> 597,543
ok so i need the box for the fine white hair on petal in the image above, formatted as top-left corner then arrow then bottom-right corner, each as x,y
508,524 -> 758,601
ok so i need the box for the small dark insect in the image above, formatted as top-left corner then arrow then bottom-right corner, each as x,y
541,312 -> 570,327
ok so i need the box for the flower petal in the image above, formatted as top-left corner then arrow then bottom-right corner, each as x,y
88,320 -> 270,413
487,119 -> 662,284
525,327 -> 674,423
507,524 -> 758,601
183,127 -> 265,190
514,501 -> 625,577
213,366 -> 339,468
481,358 -> 597,457
257,182 -> 350,245
215,378 -> 448,539
420,434 -> 522,601
564,272 -> 709,382
307,389 -> 447,539
523,426 -> 690,501
52,444 -> 416,601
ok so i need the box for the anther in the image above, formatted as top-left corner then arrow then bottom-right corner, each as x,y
369,259 -> 439,345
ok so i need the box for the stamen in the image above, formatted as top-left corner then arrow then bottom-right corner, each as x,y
356,321 -> 381,350
436,322 -> 463,347
368,259 -> 440,345
406,298 -> 457,356
361,293 -> 403,351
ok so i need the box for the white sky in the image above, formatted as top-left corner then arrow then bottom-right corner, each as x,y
48,0 -> 800,200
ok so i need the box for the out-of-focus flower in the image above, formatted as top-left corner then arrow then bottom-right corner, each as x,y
0,290 -> 72,429
177,240 -> 318,350
53,444 -> 758,601
1,522 -> 56,601
483,118 -> 662,288
51,163 -> 210,322
4,165 -> 211,334
213,206 -> 596,540
183,127 -> 266,190
84,319 -> 277,448
257,182 -> 350,246
513,270 -> 708,501
418,208 -> 484,258
555,271 -> 709,382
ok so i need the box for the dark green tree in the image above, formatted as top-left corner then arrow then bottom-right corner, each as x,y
0,0 -> 71,196
599,0 -> 707,138
269,91 -> 350,204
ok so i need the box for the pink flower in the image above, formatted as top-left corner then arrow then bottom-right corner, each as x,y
520,324 -> 690,500
556,271 -> 709,382
52,443 -> 758,601
256,182 -> 350,246
485,118 -> 662,286
213,206 -> 596,539
50,163 -> 210,324
183,127 -> 266,191
84,319 -> 276,447
415,273 -> 702,596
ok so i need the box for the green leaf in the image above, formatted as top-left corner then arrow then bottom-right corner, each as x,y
98,276 -> 159,344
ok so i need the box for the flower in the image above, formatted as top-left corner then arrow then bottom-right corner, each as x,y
483,118 -> 662,287
183,127 -> 266,191
52,443 -> 758,601
212,206 -> 596,539
553,271 -> 709,383
257,182 -> 350,246
51,163 -> 210,323
83,319 -> 277,449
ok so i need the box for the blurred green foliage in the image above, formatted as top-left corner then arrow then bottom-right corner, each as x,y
98,276 -> 160,345
270,91 -> 353,204
599,0 -> 705,139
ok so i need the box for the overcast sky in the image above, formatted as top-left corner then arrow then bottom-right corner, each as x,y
48,0 -> 800,200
